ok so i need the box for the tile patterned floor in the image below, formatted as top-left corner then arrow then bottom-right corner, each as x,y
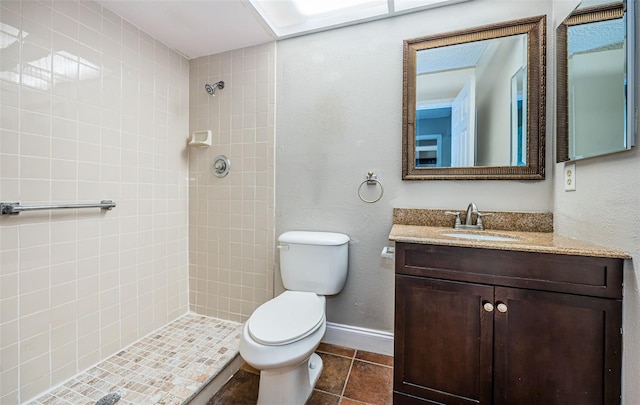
208,343 -> 393,405
29,314 -> 243,405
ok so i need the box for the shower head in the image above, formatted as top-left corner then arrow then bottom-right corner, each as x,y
205,81 -> 225,97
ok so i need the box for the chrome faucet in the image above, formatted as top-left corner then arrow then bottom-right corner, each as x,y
464,202 -> 478,226
445,202 -> 492,230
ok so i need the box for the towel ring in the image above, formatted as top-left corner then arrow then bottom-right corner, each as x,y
358,171 -> 384,203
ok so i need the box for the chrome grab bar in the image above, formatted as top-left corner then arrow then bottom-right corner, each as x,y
1,200 -> 116,216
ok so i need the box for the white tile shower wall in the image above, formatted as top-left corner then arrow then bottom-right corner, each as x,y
188,44 -> 276,322
0,1 -> 190,403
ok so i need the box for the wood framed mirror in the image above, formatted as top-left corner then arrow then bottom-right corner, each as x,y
402,15 -> 546,180
556,1 -> 635,162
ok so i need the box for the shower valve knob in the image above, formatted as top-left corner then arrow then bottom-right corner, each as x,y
211,155 -> 231,178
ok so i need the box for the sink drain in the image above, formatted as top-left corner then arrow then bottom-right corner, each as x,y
95,392 -> 121,405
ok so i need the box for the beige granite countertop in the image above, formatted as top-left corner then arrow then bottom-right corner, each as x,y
389,224 -> 631,259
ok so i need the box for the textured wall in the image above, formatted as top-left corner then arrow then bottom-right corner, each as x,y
187,44 -> 276,322
554,151 -> 640,405
275,0 -> 554,333
553,1 -> 640,401
554,4 -> 640,404
0,1 -> 190,403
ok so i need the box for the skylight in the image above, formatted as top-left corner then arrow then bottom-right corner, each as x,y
248,0 -> 471,39
293,0 -> 375,16
394,0 -> 458,12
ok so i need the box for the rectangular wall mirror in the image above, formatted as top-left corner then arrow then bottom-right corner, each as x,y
557,0 -> 636,162
402,15 -> 546,180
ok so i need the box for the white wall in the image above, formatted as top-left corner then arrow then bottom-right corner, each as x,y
276,0 -> 554,333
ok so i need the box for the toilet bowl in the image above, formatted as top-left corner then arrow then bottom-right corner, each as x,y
240,291 -> 327,404
239,231 -> 350,405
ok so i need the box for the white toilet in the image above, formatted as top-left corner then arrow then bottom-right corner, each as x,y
239,230 -> 350,405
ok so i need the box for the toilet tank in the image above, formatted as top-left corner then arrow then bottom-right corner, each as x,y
278,231 -> 350,295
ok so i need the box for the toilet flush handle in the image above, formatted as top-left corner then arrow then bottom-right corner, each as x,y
277,244 -> 289,251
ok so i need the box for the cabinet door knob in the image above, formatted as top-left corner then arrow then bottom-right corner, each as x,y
497,303 -> 508,313
483,302 -> 494,312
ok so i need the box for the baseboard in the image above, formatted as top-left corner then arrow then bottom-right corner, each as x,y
323,322 -> 394,356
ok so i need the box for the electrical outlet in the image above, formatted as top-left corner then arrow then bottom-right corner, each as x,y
564,163 -> 576,191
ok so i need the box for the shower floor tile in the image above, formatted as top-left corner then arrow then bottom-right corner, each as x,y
29,314 -> 242,405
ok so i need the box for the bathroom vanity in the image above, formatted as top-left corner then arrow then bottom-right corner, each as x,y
389,217 -> 629,405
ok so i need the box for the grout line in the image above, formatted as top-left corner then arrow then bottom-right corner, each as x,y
315,351 -> 355,360
339,350 -> 356,399
316,346 -> 357,360
341,398 -> 369,405
352,358 -> 394,369
312,388 -> 341,399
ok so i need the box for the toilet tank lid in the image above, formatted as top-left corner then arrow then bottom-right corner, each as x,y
279,231 -> 350,246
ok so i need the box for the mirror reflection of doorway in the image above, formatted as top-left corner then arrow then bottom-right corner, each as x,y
451,75 -> 476,167
416,107 -> 451,167
415,75 -> 476,168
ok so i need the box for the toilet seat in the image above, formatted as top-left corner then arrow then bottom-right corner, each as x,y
248,291 -> 325,346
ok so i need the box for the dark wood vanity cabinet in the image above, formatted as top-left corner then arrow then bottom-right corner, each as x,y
394,243 -> 623,405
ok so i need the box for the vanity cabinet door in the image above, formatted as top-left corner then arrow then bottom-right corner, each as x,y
394,275 -> 494,405
493,287 -> 622,405
394,276 -> 623,405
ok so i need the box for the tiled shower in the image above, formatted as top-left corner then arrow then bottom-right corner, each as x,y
0,0 -> 275,403
187,45 -> 275,322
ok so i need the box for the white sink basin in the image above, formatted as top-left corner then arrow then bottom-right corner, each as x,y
440,232 -> 520,242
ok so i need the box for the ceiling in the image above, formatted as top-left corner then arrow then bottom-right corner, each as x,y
97,1 -> 275,59
98,0 -> 470,59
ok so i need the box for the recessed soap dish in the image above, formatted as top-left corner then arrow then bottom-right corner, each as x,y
189,130 -> 212,147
